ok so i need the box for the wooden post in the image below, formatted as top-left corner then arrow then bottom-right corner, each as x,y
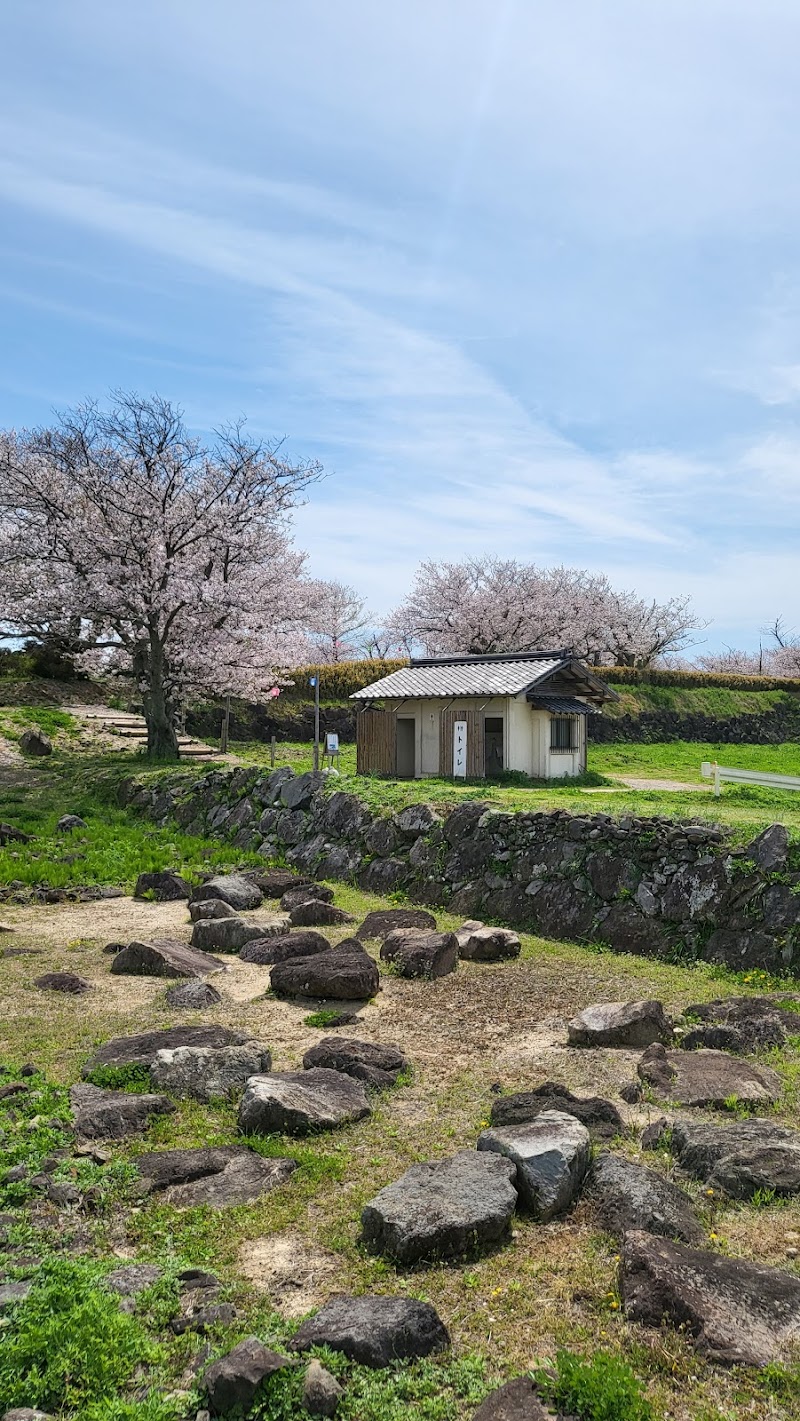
310,675 -> 320,772
270,735 -> 276,767
220,694 -> 231,754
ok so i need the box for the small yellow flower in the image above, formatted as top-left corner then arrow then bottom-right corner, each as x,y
706,1188 -> 715,1196
610,1301 -> 620,1310
709,1232 -> 718,1241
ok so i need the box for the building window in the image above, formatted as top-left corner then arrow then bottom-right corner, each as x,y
551,715 -> 577,752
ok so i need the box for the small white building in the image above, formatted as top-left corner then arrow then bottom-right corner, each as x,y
351,650 -> 616,780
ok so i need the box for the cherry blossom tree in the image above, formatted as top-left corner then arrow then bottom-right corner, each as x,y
382,557 -> 702,666
303,580 -> 370,662
0,393 -> 322,758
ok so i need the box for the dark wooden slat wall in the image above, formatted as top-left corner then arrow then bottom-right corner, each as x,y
356,709 -> 397,775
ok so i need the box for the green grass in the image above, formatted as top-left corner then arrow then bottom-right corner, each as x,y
603,684 -> 795,720
0,705 -> 79,741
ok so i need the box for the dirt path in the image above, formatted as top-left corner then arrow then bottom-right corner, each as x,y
608,774 -> 711,792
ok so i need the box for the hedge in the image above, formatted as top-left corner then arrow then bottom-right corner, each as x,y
280,659 -> 409,701
598,666 -> 800,692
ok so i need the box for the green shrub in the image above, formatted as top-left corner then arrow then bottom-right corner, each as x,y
533,1350 -> 652,1421
304,1009 -> 350,1028
0,1257 -> 162,1411
599,665 -> 800,692
83,1062 -> 152,1091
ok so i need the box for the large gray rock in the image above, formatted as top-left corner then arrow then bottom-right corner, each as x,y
188,897 -> 237,922
134,870 -> 190,901
621,1229 -> 800,1365
204,1337 -> 292,1413
239,930 -> 331,965
269,942 -> 379,1000
477,1110 -> 590,1220
3,1410 -> 55,1420
189,873 -> 263,911
637,1043 -> 782,1108
289,901 -> 356,927
682,995 -> 800,1055
104,1263 -> 163,1297
670,1116 -> 800,1199
302,1037 -> 407,1089
588,1152 -> 705,1244
455,921 -> 521,962
361,1150 -> 518,1263
280,884 -> 334,912
489,1082 -> 623,1141
280,770 -> 325,811
19,728 -> 52,756
356,858 -> 409,894
165,980 -> 222,1010
238,1069 -> 371,1135
190,915 -> 287,953
746,823 -> 789,872
291,1295 -> 450,1367
380,929 -> 458,979
83,1025 -> 250,1075
134,1145 -> 296,1207
253,868 -> 314,897
393,803 -> 441,838
568,999 -> 673,1048
70,1083 -> 175,1139
150,1041 -> 272,1101
34,972 -> 91,995
110,938 -> 225,979
472,1379 -> 550,1420
356,908 -> 437,942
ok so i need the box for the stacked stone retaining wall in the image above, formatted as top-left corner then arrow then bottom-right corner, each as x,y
121,767 -> 800,974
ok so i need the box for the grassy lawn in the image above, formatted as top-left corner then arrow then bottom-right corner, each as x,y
603,683 -> 796,719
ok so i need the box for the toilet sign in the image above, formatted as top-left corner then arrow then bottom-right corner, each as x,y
453,720 -> 468,777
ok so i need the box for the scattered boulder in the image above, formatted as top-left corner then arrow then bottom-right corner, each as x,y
165,980 -> 222,1010
291,1295 -> 450,1367
104,1263 -> 163,1297
489,1082 -> 623,1141
239,930 -> 331,965
189,897 -> 237,922
204,1337 -> 292,1413
455,921 -> 521,962
280,884 -> 334,912
34,972 -> 91,995
2,1410 -> 55,1421
133,871 -> 190,901
134,1145 -> 297,1207
472,1378 -> 550,1420
257,868 -> 314,898
0,1283 -> 33,1309
0,823 -> 30,845
670,1116 -> 800,1199
477,1110 -> 590,1220
70,1083 -> 175,1140
588,1152 -> 705,1244
189,873 -> 263,911
621,1228 -> 800,1365
56,814 -> 87,833
681,995 -> 800,1055
356,908 -> 437,942
110,938 -> 225,979
746,823 -> 789,872
361,1150 -> 518,1264
19,728 -> 52,757
568,1000 -> 673,1048
83,1024 -> 250,1075
637,1043 -> 782,1108
289,901 -> 355,927
380,929 -> 458,979
190,915 -> 286,954
302,1037 -> 407,1089
270,942 -> 379,1000
302,1359 -> 343,1416
239,1069 -> 371,1135
150,1041 -> 272,1101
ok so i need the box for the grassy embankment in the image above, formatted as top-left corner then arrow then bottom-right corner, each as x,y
1,744 -> 800,1417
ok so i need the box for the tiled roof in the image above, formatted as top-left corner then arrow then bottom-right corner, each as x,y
529,695 -> 600,715
351,655 -> 566,700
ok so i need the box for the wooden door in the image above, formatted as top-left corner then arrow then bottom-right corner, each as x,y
439,706 -> 485,778
356,709 -> 397,775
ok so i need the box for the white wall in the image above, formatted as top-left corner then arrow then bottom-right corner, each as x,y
381,695 -> 588,778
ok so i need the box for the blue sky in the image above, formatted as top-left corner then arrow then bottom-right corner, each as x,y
1,1 -> 799,651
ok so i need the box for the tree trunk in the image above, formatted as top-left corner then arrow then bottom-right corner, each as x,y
138,639 -> 180,759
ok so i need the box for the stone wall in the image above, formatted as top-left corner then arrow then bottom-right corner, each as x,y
588,703 -> 800,744
121,767 -> 799,974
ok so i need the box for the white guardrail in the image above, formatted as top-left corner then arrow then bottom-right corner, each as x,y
701,760 -> 800,797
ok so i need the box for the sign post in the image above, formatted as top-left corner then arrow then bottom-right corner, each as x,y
324,730 -> 340,770
453,720 -> 467,778
310,675 -> 320,771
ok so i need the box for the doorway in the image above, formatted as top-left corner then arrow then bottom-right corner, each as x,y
396,718 -> 415,778
484,716 -> 504,776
